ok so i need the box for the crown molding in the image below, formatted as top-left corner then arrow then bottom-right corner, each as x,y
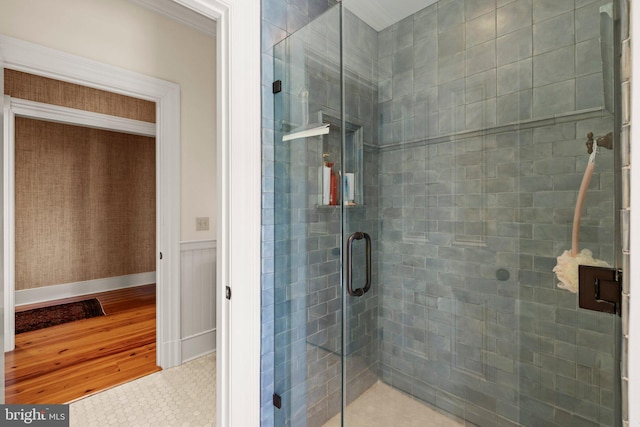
130,0 -> 216,38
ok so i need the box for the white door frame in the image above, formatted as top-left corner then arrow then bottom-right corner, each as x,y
0,58 -> 5,404
172,0 -> 261,426
0,0 -> 262,423
0,35 -> 182,368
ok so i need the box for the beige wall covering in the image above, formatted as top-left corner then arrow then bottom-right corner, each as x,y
15,117 -> 156,290
0,0 -> 216,241
5,69 -> 156,123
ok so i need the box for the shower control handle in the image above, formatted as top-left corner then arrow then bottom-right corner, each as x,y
346,232 -> 372,297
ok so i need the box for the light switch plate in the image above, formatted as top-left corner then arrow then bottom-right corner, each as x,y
196,217 -> 209,231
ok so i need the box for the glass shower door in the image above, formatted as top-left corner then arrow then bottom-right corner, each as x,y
272,5 -> 345,427
271,1 -> 622,426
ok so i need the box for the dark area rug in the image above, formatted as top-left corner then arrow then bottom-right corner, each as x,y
15,298 -> 105,334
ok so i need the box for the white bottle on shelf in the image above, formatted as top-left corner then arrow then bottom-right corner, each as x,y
322,154 -> 331,205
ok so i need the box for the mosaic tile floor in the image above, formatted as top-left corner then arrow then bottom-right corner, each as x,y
322,382 -> 464,427
70,353 -> 459,427
70,352 -> 216,426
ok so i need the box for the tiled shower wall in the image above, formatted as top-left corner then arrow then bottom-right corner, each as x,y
377,118 -> 617,426
376,0 -> 612,145
373,0 -> 620,426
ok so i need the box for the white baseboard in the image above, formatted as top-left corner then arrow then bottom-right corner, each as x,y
15,272 -> 156,306
181,329 -> 216,363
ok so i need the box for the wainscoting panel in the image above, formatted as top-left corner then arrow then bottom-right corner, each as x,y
180,240 -> 216,362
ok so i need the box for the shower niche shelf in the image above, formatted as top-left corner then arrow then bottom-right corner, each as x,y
318,113 -> 364,208
316,204 -> 366,212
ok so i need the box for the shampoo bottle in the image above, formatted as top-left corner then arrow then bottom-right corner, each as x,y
328,163 -> 338,205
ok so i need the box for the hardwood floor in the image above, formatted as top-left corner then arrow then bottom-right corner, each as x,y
5,284 -> 160,404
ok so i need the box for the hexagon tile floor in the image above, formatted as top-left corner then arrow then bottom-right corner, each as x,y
69,352 -> 216,427
70,352 -> 460,427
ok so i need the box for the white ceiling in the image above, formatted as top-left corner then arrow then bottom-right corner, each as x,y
131,0 -> 434,37
129,0 -> 216,38
345,0 -> 438,32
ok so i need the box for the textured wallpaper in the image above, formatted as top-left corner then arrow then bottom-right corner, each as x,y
5,69 -> 156,123
15,117 -> 156,290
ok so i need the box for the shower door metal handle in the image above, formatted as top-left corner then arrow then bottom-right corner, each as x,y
346,232 -> 372,297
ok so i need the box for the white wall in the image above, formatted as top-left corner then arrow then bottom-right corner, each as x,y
0,0 -> 216,242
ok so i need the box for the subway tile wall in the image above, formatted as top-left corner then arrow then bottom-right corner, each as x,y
376,118 -> 617,426
374,0 -> 619,425
377,0 -> 611,146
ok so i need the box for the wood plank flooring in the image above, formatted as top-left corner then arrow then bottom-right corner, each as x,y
5,284 -> 160,404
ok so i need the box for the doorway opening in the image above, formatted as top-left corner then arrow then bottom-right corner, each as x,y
0,33 -> 182,395
2,76 -> 160,401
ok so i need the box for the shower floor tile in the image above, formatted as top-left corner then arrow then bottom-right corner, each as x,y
322,381 -> 464,427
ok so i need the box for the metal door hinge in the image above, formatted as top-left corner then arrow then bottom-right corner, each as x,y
225,286 -> 231,300
273,393 -> 282,409
272,80 -> 282,94
579,265 -> 622,316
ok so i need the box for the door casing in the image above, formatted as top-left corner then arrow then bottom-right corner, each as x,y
0,34 -> 182,369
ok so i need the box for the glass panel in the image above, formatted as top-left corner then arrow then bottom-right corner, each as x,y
339,4 -> 380,419
272,5 -> 344,427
